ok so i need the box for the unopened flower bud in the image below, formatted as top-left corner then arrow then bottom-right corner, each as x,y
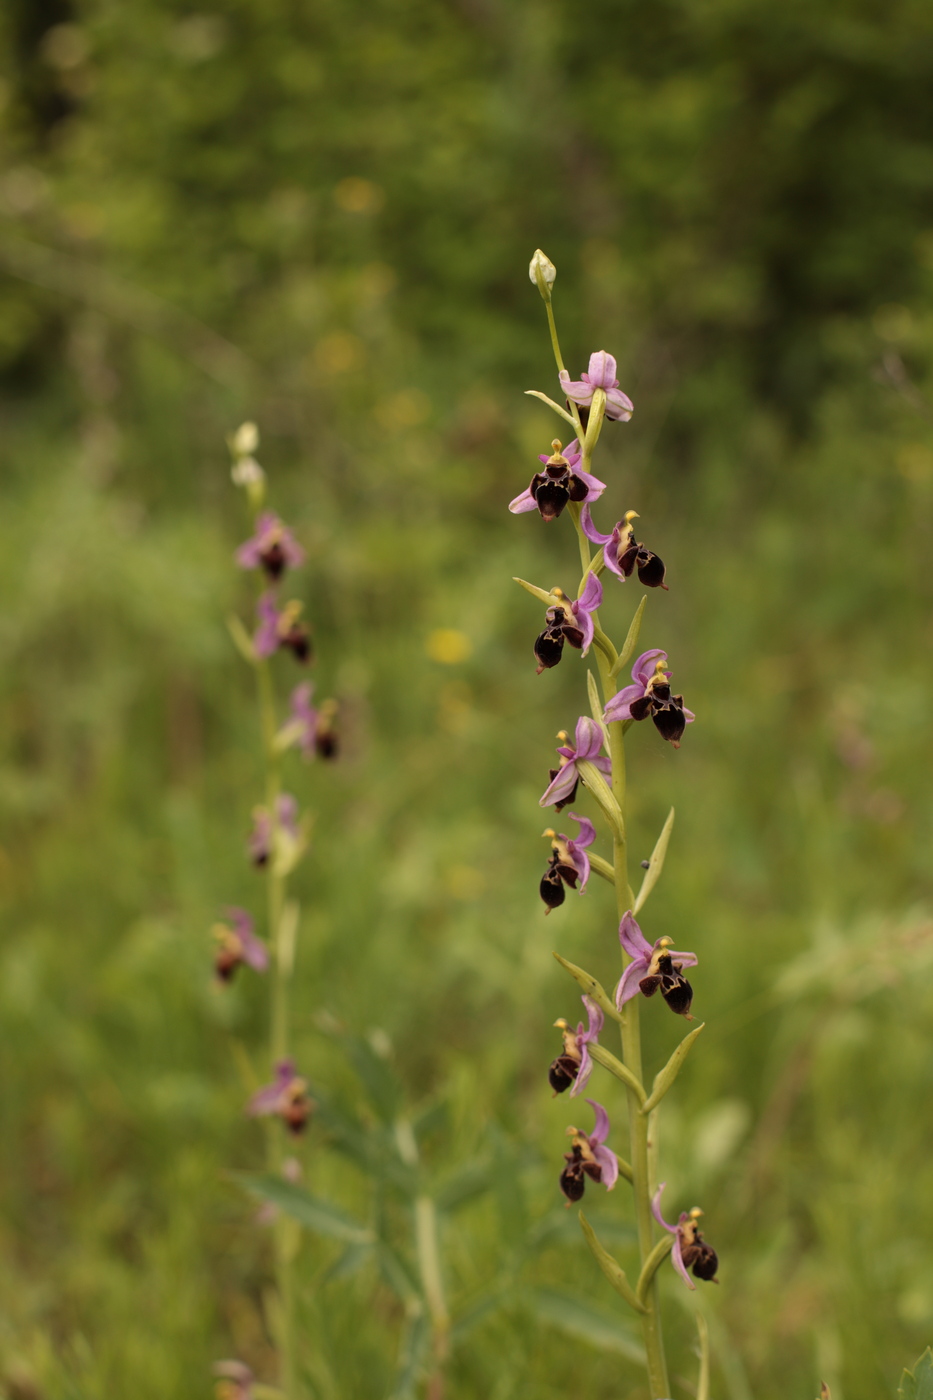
232,421 -> 259,457
528,248 -> 557,301
231,455 -> 266,509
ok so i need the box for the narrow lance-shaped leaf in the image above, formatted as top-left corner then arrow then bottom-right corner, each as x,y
227,612 -> 258,665
641,1024 -> 706,1115
388,1310 -> 431,1400
238,1175 -> 373,1244
633,808 -> 675,915
575,759 -> 625,843
524,388 -> 578,429
553,952 -> 623,1025
530,1287 -> 645,1364
609,595 -> 647,678
587,670 -> 610,744
578,1210 -> 648,1314
587,851 -> 616,885
513,576 -> 562,606
586,1042 -> 646,1105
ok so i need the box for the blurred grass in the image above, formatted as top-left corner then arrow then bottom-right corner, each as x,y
2,0 -> 933,1396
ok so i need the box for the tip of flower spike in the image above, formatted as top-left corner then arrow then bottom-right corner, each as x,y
529,249 -> 557,299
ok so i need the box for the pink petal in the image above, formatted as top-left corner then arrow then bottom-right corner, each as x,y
631,648 -> 668,686
558,369 -> 594,406
603,683 -> 643,722
508,487 -> 539,514
671,1234 -> 696,1290
573,468 -> 607,501
580,505 -> 612,546
585,1097 -> 611,1146
651,1183 -> 676,1234
568,813 -> 596,849
585,351 -> 618,389
614,961 -> 647,1009
539,761 -> 579,808
619,911 -> 652,960
573,715 -> 605,760
604,386 -> 634,421
592,1143 -> 619,1191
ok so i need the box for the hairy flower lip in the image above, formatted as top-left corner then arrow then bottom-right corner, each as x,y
508,438 -> 606,517
614,911 -> 697,1016
602,649 -> 694,746
559,1098 -> 620,1202
652,1183 -> 719,1289
581,506 -> 667,588
236,511 -> 305,580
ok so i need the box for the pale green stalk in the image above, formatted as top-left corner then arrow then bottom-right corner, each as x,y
252,567 -> 297,1399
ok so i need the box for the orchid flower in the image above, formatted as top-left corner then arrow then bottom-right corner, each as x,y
236,511 -> 305,580
581,506 -> 666,589
509,438 -> 607,521
247,794 -> 301,867
652,1183 -> 719,1288
539,813 -> 597,909
603,648 -> 694,747
254,592 -> 312,663
615,910 -> 697,1018
248,1058 -> 313,1134
539,716 -> 611,809
549,994 -> 604,1096
533,572 -> 603,673
559,1098 -> 620,1201
559,351 -> 634,423
212,907 -> 269,981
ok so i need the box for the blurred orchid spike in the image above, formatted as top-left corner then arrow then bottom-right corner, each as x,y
652,1183 -> 719,1288
248,1058 -> 314,1134
236,511 -> 306,581
539,716 -> 611,810
559,1098 -> 620,1202
509,438 -> 606,521
615,911 -> 697,1018
559,351 -> 634,425
603,649 -> 694,747
581,506 -> 667,589
539,813 -> 596,910
549,994 -> 604,1096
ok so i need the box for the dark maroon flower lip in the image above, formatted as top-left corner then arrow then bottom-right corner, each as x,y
581,507 -> 667,589
236,512 -> 305,579
559,1099 -> 620,1202
549,995 -> 604,1096
248,1058 -> 314,1134
509,438 -> 607,518
652,1184 -> 719,1289
603,650 -> 694,747
615,911 -> 698,1017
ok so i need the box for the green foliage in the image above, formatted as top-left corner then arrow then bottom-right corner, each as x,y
2,0 -> 933,1396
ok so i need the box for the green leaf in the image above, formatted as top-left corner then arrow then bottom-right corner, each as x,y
587,851 -> 616,885
899,1349 -> 933,1400
641,1023 -> 706,1115
633,808 -> 675,915
513,575 -> 561,606
238,1175 -> 373,1244
524,388 -> 578,428
226,612 -> 257,665
434,1156 -> 496,1213
578,1210 -> 647,1314
588,1042 -> 646,1106
610,595 -> 647,678
576,759 -> 625,843
529,1286 -> 645,1363
388,1310 -> 430,1400
450,1281 -> 512,1342
341,1033 -> 403,1124
553,952 -> 623,1026
378,1242 -> 423,1305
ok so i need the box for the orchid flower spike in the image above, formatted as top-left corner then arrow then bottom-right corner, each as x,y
603,649 -> 694,747
581,507 -> 667,589
539,716 -> 611,810
652,1183 -> 719,1288
559,352 -> 634,426
509,439 -> 606,521
615,911 -> 698,1018
254,592 -> 312,664
549,994 -> 604,1096
212,907 -> 269,981
539,813 -> 596,910
248,1058 -> 314,1134
559,1098 -> 620,1202
236,511 -> 305,581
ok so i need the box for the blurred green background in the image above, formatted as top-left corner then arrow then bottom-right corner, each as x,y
3,0 -> 933,1395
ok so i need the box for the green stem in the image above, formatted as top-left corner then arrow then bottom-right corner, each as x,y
572,505 -> 669,1399
256,653 -> 297,1399
415,1195 -> 450,1400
